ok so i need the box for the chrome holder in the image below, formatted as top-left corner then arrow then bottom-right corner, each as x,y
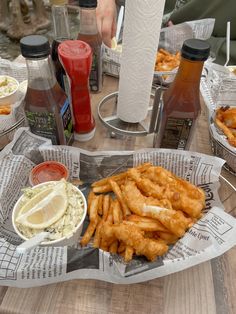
97,86 -> 163,146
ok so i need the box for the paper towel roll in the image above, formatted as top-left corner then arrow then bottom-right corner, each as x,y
117,0 -> 165,123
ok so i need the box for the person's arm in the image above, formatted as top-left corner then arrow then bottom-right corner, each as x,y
96,0 -> 117,47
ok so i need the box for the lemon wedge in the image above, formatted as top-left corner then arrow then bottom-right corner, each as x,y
116,44 -> 122,53
111,37 -> 117,50
16,181 -> 68,229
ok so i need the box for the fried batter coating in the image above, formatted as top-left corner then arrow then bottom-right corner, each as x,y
122,180 -> 173,214
122,180 -> 191,237
100,222 -> 168,261
142,167 -> 205,218
215,106 -> 236,147
216,106 -> 236,128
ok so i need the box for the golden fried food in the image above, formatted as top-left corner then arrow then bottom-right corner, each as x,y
100,222 -> 168,261
81,163 -> 205,263
0,104 -> 11,115
215,106 -> 236,147
155,48 -> 181,72
141,167 -> 205,218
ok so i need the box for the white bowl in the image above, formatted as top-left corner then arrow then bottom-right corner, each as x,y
0,75 -> 19,105
12,181 -> 87,247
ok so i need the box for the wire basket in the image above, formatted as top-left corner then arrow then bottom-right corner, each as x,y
103,45 -> 121,77
0,111 -> 27,151
102,45 -> 177,86
209,126 -> 236,176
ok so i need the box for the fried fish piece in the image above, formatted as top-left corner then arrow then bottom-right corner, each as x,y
100,222 -> 168,261
142,167 -> 205,218
215,106 -> 236,147
122,180 -> 191,237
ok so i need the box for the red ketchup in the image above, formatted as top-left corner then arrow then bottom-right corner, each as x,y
58,40 -> 95,141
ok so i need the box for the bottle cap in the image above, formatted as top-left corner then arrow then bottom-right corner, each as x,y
58,40 -> 92,61
181,39 -> 210,61
20,35 -> 50,59
79,0 -> 97,8
50,0 -> 68,5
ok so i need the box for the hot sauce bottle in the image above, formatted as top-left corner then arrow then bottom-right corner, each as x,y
77,0 -> 102,92
58,40 -> 96,141
154,39 -> 210,150
20,35 -> 74,145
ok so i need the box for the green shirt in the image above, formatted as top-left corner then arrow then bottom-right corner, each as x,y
169,0 -> 236,65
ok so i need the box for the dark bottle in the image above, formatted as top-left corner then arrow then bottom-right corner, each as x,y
154,39 -> 210,150
50,0 -> 70,94
77,0 -> 102,92
20,35 -> 74,145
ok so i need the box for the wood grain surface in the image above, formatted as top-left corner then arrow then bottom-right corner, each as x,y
0,75 -> 235,314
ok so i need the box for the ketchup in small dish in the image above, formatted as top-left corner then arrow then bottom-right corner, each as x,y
29,161 -> 69,186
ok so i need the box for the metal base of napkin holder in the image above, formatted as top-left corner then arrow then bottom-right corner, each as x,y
98,87 -> 164,147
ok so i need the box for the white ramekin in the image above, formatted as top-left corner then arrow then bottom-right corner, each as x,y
12,181 -> 87,247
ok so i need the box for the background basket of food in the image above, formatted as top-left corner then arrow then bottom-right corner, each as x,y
201,62 -> 236,175
103,19 -> 215,85
0,59 -> 28,150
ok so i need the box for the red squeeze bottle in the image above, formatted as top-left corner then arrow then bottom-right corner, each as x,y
58,40 -> 95,141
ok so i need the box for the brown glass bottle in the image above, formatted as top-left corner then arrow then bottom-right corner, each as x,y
77,0 -> 102,92
154,39 -> 210,150
20,35 -> 74,145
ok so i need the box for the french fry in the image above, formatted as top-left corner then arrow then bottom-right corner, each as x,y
92,172 -> 127,187
109,240 -> 118,254
102,195 -> 110,221
80,220 -> 98,247
216,117 -> 236,147
93,184 -> 112,194
124,246 -> 134,262
87,190 -> 95,215
89,196 -> 99,222
106,199 -> 114,223
93,219 -> 103,248
113,199 -> 122,224
109,179 -> 129,218
98,194 -> 104,216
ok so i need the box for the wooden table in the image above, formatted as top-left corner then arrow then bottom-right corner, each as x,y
0,75 -> 236,314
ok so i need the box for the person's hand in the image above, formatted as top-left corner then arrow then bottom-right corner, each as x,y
96,0 -> 117,47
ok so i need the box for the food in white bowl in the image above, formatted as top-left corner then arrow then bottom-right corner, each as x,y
0,75 -> 19,105
12,179 -> 87,246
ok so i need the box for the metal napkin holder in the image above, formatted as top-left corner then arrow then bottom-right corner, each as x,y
98,86 -> 164,146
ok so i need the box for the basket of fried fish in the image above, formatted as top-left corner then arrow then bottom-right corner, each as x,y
80,163 -> 205,262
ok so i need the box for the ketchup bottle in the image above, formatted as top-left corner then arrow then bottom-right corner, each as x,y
154,39 -> 210,150
58,40 -> 96,141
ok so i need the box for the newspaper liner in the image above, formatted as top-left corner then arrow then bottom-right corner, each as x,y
0,128 -> 236,288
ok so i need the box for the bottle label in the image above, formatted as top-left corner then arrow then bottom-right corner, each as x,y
160,117 -> 193,150
60,99 -> 74,145
25,111 -> 58,144
90,50 -> 101,92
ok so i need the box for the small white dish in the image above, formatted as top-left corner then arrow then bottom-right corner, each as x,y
12,181 -> 87,247
0,75 -> 19,105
